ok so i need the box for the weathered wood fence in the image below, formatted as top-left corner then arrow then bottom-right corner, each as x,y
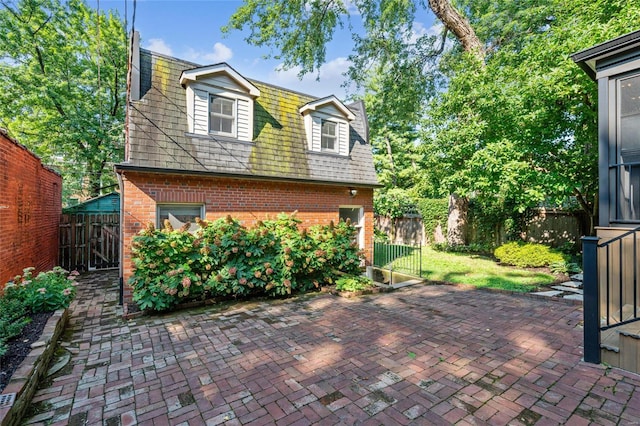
59,213 -> 119,271
376,208 -> 582,248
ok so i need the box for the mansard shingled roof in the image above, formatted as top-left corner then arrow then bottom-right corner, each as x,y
122,49 -> 379,187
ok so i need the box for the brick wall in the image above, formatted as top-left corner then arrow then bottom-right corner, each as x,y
0,130 -> 62,287
120,171 -> 374,305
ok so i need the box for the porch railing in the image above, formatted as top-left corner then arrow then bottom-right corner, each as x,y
373,242 -> 422,278
582,226 -> 640,363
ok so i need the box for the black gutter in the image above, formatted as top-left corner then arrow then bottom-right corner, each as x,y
572,29 -> 640,80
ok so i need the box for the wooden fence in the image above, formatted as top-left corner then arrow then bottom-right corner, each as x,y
376,208 -> 582,248
59,213 -> 119,271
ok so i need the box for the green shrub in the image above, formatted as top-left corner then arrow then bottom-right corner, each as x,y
129,212 -> 365,311
0,297 -> 29,357
4,267 -> 78,313
416,198 -> 448,244
335,275 -> 374,292
432,243 -> 493,255
1,266 -> 77,357
494,242 -> 566,268
549,261 -> 582,275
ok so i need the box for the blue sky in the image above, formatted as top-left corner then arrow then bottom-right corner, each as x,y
88,0 -> 436,99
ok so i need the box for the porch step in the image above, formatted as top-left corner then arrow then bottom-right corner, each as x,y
600,304 -> 640,326
600,322 -> 640,374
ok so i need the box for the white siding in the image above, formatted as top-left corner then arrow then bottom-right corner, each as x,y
202,75 -> 238,92
237,98 -> 251,141
311,116 -> 322,151
193,89 -> 209,135
338,121 -> 349,156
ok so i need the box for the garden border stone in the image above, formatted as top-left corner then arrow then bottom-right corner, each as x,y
0,308 -> 68,426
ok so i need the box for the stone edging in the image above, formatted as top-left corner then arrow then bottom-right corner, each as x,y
0,308 -> 68,426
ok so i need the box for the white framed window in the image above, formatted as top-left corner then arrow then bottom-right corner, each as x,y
339,206 -> 364,249
210,95 -> 235,135
157,204 -> 204,233
321,120 -> 337,152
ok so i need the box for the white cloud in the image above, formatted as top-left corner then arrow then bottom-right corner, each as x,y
204,43 -> 233,63
145,38 -> 173,56
183,42 -> 233,64
268,57 -> 360,99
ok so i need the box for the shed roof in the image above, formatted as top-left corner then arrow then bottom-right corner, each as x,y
119,49 -> 380,188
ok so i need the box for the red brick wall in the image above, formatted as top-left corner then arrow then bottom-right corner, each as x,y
0,131 -> 62,287
120,171 -> 374,304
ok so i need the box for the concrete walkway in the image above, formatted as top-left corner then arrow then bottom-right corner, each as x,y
24,270 -> 640,425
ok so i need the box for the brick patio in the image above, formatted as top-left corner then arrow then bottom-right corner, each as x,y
23,270 -> 640,425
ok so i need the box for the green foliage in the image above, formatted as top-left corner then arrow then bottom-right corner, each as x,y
374,228 -> 390,243
549,261 -> 582,275
432,243 -> 492,255
335,275 -> 374,292
494,242 -> 567,268
1,266 -> 77,356
374,188 -> 417,219
0,0 -> 127,201
129,213 -> 364,311
0,297 -> 29,357
416,198 -> 448,243
3,267 -> 78,314
224,0 -> 640,237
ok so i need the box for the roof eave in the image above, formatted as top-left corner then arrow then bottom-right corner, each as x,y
572,29 -> 640,80
114,163 -> 382,188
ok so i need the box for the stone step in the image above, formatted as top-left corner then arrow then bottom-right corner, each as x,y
551,285 -> 583,294
570,273 -> 583,282
560,280 -> 582,289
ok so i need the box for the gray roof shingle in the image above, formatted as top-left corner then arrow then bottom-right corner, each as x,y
121,49 -> 380,187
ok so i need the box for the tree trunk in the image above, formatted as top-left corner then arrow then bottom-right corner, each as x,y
447,193 -> 468,246
428,0 -> 481,246
427,0 -> 484,59
384,136 -> 397,186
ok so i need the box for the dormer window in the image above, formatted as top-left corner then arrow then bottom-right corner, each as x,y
210,95 -> 235,135
180,63 -> 260,142
321,120 -> 337,152
300,96 -> 355,156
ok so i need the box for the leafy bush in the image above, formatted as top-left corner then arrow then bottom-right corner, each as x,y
4,267 -> 78,313
335,275 -> 374,292
1,267 -> 77,357
416,198 -> 448,244
374,188 -> 417,219
549,261 -> 582,275
494,242 -> 566,268
129,213 -> 364,311
432,242 -> 493,255
374,227 -> 390,243
0,297 -> 29,357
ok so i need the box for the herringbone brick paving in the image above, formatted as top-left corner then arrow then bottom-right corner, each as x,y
23,271 -> 640,425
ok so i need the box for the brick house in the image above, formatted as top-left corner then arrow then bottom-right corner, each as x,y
115,34 -> 380,307
0,129 -> 62,287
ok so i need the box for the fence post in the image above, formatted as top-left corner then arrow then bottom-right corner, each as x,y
582,235 -> 601,364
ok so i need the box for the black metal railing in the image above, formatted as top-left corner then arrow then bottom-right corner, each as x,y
582,226 -> 640,364
373,242 -> 422,279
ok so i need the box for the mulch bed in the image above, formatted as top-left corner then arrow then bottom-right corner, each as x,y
0,311 -> 53,393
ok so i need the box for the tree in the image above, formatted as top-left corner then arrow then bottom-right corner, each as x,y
224,0 -> 640,241
0,0 -> 126,201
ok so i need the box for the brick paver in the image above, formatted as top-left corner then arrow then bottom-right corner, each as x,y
23,271 -> 640,425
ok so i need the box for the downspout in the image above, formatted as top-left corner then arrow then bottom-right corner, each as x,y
117,171 -> 124,306
117,31 -> 139,306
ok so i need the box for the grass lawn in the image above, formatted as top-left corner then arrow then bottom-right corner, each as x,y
389,246 -> 560,292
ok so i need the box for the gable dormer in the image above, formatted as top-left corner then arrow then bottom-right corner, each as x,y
299,96 -> 355,156
180,63 -> 260,141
